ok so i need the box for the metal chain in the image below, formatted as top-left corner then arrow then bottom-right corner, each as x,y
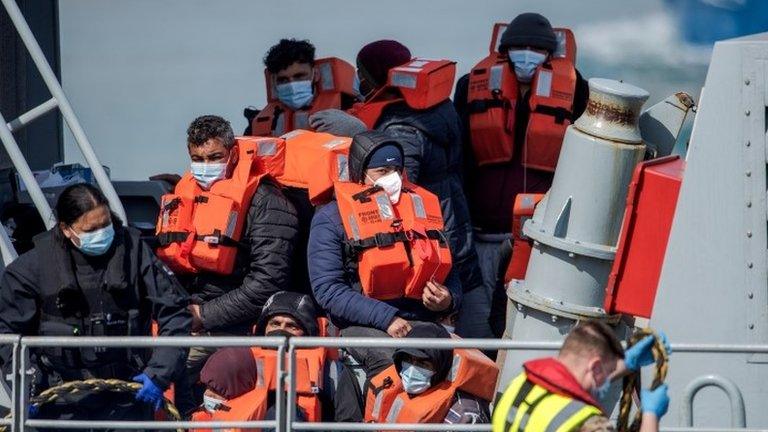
0,378 -> 181,432
616,328 -> 669,432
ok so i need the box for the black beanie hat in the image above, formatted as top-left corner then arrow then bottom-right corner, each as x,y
498,13 -> 557,54
255,292 -> 319,336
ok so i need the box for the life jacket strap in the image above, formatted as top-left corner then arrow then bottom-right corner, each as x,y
156,231 -> 190,246
467,98 -> 509,114
532,105 -> 573,125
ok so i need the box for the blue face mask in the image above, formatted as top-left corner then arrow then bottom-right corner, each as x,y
276,80 -> 314,110
399,361 -> 435,395
190,162 -> 227,189
203,394 -> 224,413
508,49 -> 547,83
73,223 -> 115,256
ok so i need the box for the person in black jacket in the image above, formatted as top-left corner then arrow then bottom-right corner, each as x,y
173,115 -> 299,410
309,41 -> 484,338
0,183 -> 191,420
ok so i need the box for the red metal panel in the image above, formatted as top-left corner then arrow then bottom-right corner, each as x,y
605,156 -> 685,318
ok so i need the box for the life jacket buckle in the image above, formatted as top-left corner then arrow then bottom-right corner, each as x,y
202,235 -> 220,245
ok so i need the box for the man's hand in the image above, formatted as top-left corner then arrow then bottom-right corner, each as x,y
387,317 -> 412,338
624,333 -> 671,371
309,109 -> 367,137
422,281 -> 452,312
189,304 -> 204,333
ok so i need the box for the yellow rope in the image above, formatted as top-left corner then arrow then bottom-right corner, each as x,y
616,328 -> 669,432
0,378 -> 182,432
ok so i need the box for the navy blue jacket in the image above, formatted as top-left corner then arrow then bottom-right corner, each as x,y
308,200 -> 462,331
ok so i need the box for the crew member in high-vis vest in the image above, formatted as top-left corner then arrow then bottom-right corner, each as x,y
244,38 -> 359,137
452,13 -> 591,339
190,291 -> 348,430
154,115 -> 299,410
362,322 -> 497,425
308,131 -> 461,382
493,322 -> 671,432
309,40 -> 484,340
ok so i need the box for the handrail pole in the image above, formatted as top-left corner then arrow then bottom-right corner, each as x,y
7,98 -> 58,133
275,342 -> 285,432
0,0 -> 128,224
286,344 -> 297,432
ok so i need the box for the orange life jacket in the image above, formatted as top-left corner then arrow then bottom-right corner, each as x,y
467,23 -> 577,171
503,193 -> 545,284
155,137 -> 285,274
364,346 -> 499,424
251,57 -> 357,137
191,347 -> 327,432
270,129 -> 351,205
334,180 -> 452,301
350,58 -> 456,129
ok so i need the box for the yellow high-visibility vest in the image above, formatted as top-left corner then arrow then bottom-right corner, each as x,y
492,372 -> 603,432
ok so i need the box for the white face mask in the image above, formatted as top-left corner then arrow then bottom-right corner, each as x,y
399,361 -> 435,395
370,171 -> 402,204
203,394 -> 225,413
508,49 -> 547,83
190,162 -> 227,189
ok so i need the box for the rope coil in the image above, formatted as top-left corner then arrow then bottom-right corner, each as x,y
1,378 -> 181,432
616,328 -> 669,432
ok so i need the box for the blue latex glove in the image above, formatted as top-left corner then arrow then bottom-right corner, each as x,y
132,373 -> 164,411
641,384 -> 670,418
624,333 -> 670,371
28,404 -> 39,418
309,109 -> 367,137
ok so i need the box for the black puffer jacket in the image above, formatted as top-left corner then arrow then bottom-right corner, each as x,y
374,100 -> 483,294
190,178 -> 299,333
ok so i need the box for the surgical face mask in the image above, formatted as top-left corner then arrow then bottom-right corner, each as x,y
190,162 -> 227,189
508,49 -> 547,83
590,363 -> 612,401
370,171 -> 403,204
399,361 -> 435,395
72,223 -> 115,256
203,394 -> 224,413
276,80 -> 314,110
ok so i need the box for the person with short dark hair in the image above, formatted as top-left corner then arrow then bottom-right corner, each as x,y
493,322 -> 671,432
245,38 -> 359,137
155,115 -> 299,411
0,183 -> 191,420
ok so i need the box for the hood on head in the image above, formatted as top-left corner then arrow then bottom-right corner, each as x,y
393,322 -> 453,386
348,131 -> 405,184
255,291 -> 319,336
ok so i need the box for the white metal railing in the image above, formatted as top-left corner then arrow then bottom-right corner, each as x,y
0,336 -> 765,431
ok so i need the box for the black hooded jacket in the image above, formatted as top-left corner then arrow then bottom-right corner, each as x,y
393,323 -> 453,386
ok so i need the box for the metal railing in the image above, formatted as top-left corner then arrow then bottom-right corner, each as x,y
1,336 -> 766,431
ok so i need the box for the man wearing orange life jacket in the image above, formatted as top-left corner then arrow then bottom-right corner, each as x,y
244,38 -> 359,137
363,322 -> 497,426
452,13 -> 591,339
308,131 -> 462,385
191,292 -> 346,430
309,41 -> 484,339
243,39 -> 359,295
154,115 -> 299,410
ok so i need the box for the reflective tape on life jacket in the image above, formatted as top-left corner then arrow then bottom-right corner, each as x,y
334,180 -> 452,300
467,25 -> 577,171
192,347 -> 327,432
364,346 -> 499,423
351,58 -> 456,129
155,137 -> 285,274
503,193 -> 545,284
251,57 -> 357,137
492,372 -> 601,432
271,129 -> 351,205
